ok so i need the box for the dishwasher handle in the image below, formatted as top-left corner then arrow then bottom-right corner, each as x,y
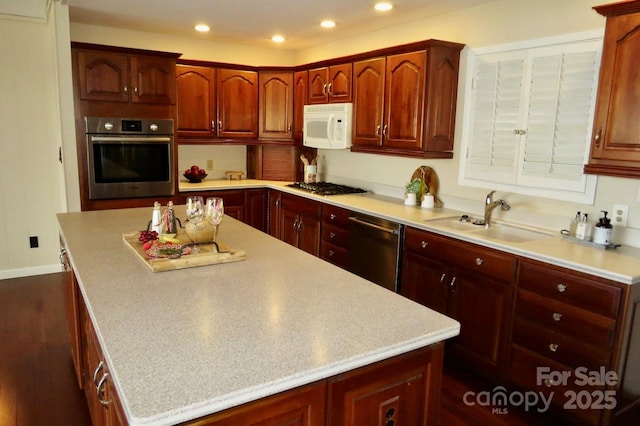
348,216 -> 399,235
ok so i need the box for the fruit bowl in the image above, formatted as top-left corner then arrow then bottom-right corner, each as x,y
183,172 -> 207,183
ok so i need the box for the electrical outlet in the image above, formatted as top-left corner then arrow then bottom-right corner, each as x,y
612,204 -> 629,228
206,159 -> 214,170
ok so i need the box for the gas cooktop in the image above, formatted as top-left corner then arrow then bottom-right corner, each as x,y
286,182 -> 367,196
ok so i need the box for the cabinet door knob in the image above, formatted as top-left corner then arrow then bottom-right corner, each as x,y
211,120 -> 216,131
375,125 -> 381,136
330,213 -> 336,220
552,312 -> 562,322
594,127 -> 602,148
475,257 -> 484,266
218,120 -> 223,131
549,343 -> 559,352
123,85 -> 128,94
329,250 -> 335,257
440,273 -> 447,284
557,283 -> 567,293
449,276 -> 457,292
329,232 -> 336,239
421,241 -> 428,248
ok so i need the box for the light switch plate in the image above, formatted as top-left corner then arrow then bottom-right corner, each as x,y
206,159 -> 214,170
612,204 -> 629,228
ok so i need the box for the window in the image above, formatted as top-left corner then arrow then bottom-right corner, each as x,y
459,31 -> 603,204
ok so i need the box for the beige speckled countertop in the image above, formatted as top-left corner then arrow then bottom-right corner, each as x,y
180,179 -> 640,285
57,207 -> 460,425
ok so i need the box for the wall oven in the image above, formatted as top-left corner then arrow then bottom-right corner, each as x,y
85,117 -> 175,200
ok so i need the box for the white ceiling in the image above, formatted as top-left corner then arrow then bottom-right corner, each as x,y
64,0 -> 495,50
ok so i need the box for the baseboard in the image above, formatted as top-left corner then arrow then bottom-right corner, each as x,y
0,264 -> 62,280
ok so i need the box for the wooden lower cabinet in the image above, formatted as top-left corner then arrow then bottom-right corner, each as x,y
400,227 -> 515,379
280,193 -> 321,256
327,344 -> 444,426
319,204 -> 352,269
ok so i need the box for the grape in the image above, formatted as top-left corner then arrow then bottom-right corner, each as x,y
138,230 -> 159,243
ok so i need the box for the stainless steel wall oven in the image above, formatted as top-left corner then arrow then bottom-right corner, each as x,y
85,117 -> 175,200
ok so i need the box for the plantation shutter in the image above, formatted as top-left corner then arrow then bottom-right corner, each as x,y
464,38 -> 601,196
519,41 -> 601,191
466,51 -> 526,183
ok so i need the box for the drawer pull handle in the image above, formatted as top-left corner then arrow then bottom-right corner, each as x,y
421,241 -> 428,248
92,361 -> 104,388
328,250 -> 335,257
440,273 -> 447,284
549,343 -> 559,352
96,373 -> 111,406
449,277 -> 457,292
330,232 -> 336,239
475,257 -> 484,266
552,312 -> 562,322
556,283 -> 567,292
330,213 -> 336,220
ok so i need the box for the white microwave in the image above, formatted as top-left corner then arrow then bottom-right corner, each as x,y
303,103 -> 352,149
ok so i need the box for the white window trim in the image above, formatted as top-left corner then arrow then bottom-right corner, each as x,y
458,29 -> 604,205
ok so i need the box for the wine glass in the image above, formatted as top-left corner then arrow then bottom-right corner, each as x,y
185,196 -> 204,251
205,197 -> 224,248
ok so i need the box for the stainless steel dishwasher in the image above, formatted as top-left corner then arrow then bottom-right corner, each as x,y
348,213 -> 403,292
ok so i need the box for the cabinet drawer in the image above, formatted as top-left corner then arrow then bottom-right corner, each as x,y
512,318 -> 611,370
321,222 -> 349,247
320,241 -> 349,269
516,289 -> 617,348
281,194 -> 321,219
519,261 -> 622,318
508,346 -> 603,425
322,204 -> 352,227
404,227 -> 452,263
448,240 -> 517,283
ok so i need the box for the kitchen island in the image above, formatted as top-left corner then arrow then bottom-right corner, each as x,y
57,206 -> 460,426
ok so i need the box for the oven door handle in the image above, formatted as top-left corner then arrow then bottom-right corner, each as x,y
348,216 -> 399,235
89,136 -> 172,142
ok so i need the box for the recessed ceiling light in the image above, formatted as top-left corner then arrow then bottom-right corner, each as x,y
194,24 -> 210,32
272,35 -> 285,43
374,2 -> 393,12
320,20 -> 336,28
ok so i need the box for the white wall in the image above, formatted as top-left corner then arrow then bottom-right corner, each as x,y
0,3 -> 68,278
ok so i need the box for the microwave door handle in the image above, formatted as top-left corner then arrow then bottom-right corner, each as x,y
327,113 -> 334,146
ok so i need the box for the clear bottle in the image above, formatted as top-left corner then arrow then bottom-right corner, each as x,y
569,211 -> 581,236
162,201 -> 177,234
575,213 -> 592,241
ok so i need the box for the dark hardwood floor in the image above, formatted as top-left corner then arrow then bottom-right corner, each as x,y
0,273 -> 91,426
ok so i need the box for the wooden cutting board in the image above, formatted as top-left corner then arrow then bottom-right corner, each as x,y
122,231 -> 246,272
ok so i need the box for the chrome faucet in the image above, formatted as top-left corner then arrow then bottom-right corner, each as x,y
483,191 -> 511,228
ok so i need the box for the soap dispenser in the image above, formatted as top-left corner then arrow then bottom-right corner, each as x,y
593,211 -> 613,245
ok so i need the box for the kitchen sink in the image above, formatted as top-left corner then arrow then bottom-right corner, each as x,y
426,216 -> 554,243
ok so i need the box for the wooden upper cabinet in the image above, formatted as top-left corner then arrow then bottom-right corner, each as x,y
176,65 -> 216,138
293,71 -> 308,143
352,51 -> 426,153
259,71 -> 294,140
384,51 -> 426,151
585,1 -> 640,178
77,51 -> 130,102
76,49 -> 176,104
351,41 -> 462,158
308,63 -> 352,104
217,68 -> 258,138
352,58 -> 385,148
